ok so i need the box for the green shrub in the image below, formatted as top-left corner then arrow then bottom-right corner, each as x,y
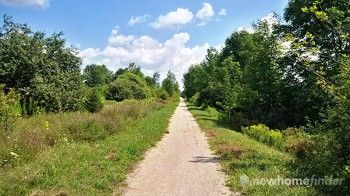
291,98 -> 350,194
189,92 -> 200,105
157,89 -> 168,100
0,87 -> 21,138
242,124 -> 284,149
107,72 -> 149,101
281,127 -> 310,156
84,89 -> 103,113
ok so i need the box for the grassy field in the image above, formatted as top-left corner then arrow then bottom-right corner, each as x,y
186,102 -> 316,196
0,99 -> 178,195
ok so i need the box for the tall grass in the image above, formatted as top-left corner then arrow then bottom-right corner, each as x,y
0,99 -> 178,195
242,124 -> 284,150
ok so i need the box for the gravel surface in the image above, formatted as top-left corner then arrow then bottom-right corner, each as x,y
123,99 -> 232,196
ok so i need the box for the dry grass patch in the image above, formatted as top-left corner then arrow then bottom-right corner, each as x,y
216,143 -> 245,159
206,130 -> 219,138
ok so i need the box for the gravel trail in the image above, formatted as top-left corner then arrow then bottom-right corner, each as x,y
123,99 -> 231,196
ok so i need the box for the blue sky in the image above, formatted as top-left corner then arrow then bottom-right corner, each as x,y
0,0 -> 289,86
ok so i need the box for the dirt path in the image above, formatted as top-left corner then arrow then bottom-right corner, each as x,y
123,99 -> 231,196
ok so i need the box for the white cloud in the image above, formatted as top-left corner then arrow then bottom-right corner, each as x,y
218,8 -> 226,16
79,29 -> 209,89
151,8 -> 193,29
78,48 -> 101,65
0,0 -> 49,7
108,27 -> 135,46
127,15 -> 150,26
195,2 -> 215,26
79,48 -> 100,58
195,3 -> 214,20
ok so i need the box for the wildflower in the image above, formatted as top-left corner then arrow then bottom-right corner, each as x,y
10,151 -> 19,158
44,121 -> 49,130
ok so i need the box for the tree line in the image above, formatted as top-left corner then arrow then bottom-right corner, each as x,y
183,0 -> 349,194
0,15 -> 179,133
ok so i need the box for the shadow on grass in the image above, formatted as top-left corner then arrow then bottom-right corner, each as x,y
227,150 -> 285,172
189,156 -> 220,163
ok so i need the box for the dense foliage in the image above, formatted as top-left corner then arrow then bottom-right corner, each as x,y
184,0 -> 349,194
107,72 -> 150,101
83,64 -> 113,87
162,71 -> 180,97
0,16 -> 84,115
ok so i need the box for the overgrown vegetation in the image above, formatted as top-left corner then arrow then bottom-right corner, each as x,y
0,99 -> 178,195
184,0 -> 349,194
242,124 -> 284,150
0,85 -> 20,138
186,102 -> 314,195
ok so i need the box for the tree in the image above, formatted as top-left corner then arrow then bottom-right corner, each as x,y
162,71 -> 179,97
214,57 -> 242,116
114,68 -> 127,80
83,64 -> 113,87
184,18 -> 286,128
284,0 -> 349,66
0,16 -> 83,115
292,56 -> 350,194
127,63 -> 144,77
183,65 -> 207,99
152,72 -> 160,86
107,72 -> 150,101
283,1 -> 350,193
145,72 -> 160,87
279,0 -> 350,126
84,89 -> 103,113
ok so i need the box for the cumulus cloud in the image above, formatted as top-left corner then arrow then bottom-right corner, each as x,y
79,29 -> 209,89
127,15 -> 150,26
0,0 -> 49,7
195,3 -> 214,20
108,27 -> 135,46
78,48 -> 101,65
151,8 -> 193,29
195,2 -> 215,26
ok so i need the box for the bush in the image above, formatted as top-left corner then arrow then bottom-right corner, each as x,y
107,72 -> 149,101
189,92 -> 200,105
85,89 -> 103,113
0,87 -> 21,138
157,89 -> 168,100
282,127 -> 310,156
242,124 -> 284,149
